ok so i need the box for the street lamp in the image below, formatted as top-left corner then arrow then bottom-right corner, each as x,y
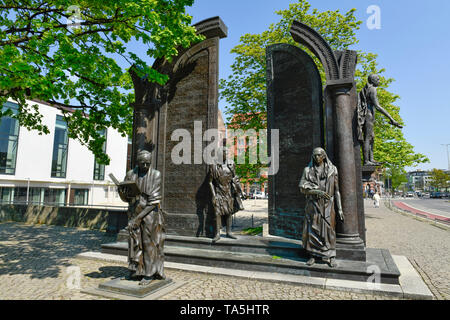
441,144 -> 450,171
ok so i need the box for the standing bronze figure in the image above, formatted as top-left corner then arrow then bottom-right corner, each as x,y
299,148 -> 344,268
357,74 -> 403,165
118,150 -> 166,285
208,146 -> 244,242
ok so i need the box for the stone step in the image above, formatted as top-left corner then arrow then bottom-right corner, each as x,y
167,234 -> 306,258
106,234 -> 306,258
101,236 -> 400,284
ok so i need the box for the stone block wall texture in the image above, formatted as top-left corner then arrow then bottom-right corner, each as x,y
266,44 -> 324,240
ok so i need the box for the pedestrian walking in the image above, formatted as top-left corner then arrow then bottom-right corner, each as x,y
373,192 -> 381,208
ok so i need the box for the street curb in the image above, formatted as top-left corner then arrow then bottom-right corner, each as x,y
75,252 -> 434,300
384,200 -> 450,231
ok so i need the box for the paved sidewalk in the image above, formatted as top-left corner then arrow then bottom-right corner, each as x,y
365,199 -> 450,299
0,222 -> 397,300
0,199 -> 448,300
232,199 -> 268,232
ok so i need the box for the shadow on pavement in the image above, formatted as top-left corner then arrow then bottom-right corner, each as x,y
0,222 -> 115,279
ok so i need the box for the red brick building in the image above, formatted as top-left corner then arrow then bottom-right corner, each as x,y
227,112 -> 268,195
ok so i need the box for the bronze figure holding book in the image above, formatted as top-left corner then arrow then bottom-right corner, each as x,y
116,150 -> 166,285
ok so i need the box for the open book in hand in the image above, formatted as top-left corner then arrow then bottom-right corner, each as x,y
109,173 -> 141,197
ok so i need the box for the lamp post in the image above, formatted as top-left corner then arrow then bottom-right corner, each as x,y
441,144 -> 450,171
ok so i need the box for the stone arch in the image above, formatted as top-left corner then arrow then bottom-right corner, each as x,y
290,20 -> 339,81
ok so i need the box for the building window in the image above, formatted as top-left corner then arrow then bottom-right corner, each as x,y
51,115 -> 69,178
93,128 -> 106,180
29,187 -> 44,205
0,187 -> 14,204
13,187 -> 27,204
73,189 -> 89,206
0,102 -> 20,175
44,188 -> 66,206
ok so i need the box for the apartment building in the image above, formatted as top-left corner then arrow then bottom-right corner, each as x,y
0,99 -> 129,207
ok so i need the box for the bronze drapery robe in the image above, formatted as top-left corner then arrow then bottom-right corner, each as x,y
122,167 -> 165,279
299,158 -> 341,260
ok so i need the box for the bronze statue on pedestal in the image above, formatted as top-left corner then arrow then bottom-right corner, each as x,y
357,74 -> 403,165
208,144 -> 244,242
118,150 -> 166,286
299,148 -> 344,268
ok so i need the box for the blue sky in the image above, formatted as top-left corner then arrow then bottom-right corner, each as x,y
184,0 -> 450,172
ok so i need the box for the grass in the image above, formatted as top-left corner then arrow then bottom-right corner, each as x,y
241,226 -> 263,236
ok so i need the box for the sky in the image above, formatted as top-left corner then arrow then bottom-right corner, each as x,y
181,0 -> 450,172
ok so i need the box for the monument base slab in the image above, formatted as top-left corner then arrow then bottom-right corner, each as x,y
97,278 -> 173,298
362,165 -> 378,182
101,235 -> 400,284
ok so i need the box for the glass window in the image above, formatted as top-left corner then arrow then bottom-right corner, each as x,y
51,115 -> 69,178
29,187 -> 44,205
0,187 -> 14,204
73,189 -> 89,206
0,102 -> 20,174
93,129 -> 106,180
44,188 -> 66,206
13,187 -> 27,204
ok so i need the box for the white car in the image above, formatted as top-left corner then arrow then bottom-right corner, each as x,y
253,191 -> 266,199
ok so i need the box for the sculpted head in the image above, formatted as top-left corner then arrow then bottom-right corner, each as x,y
312,147 -> 326,166
368,74 -> 380,87
136,150 -> 152,173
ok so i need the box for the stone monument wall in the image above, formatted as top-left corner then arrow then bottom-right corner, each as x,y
266,43 -> 324,240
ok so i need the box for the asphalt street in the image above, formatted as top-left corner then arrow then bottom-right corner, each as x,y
395,198 -> 450,218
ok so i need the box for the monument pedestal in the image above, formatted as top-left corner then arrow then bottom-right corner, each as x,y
336,242 -> 367,262
362,165 -> 378,182
101,234 -> 400,284
98,278 -> 173,298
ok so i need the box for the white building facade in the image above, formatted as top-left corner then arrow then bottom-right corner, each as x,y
0,99 -> 130,207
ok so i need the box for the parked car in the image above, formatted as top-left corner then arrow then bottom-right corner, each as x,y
430,192 -> 443,198
253,191 -> 266,199
406,192 -> 415,198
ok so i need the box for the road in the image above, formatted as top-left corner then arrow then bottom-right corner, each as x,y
395,198 -> 450,218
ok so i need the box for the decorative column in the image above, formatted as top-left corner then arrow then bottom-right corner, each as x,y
290,21 -> 366,261
327,80 -> 365,260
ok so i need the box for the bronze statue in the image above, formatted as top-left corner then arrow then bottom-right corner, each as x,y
299,148 -> 344,268
208,145 -> 244,242
118,150 -> 166,285
357,74 -> 403,165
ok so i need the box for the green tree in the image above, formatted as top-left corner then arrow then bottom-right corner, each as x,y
384,166 -> 408,192
0,0 -> 203,164
429,169 -> 450,191
220,0 -> 428,179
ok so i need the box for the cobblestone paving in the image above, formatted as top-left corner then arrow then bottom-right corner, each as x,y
366,199 -> 450,300
0,221 -> 399,300
1,197 -> 448,300
232,199 -> 268,232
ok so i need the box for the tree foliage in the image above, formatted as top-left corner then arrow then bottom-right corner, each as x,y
429,169 -> 450,191
220,0 -> 428,181
384,166 -> 408,192
0,0 -> 202,164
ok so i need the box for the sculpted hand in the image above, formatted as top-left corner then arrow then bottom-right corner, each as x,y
391,119 -> 403,129
128,218 -> 140,230
313,190 -> 330,200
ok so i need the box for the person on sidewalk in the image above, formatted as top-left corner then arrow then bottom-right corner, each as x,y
373,192 -> 381,208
